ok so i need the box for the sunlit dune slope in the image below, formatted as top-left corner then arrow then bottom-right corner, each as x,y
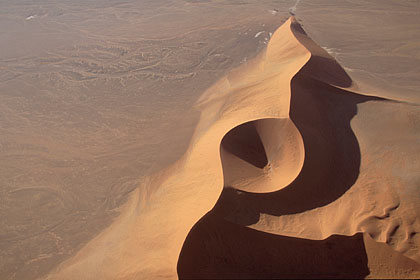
44,17 -> 420,280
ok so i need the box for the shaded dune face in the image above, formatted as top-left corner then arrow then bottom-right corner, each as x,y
178,20 -> 397,279
221,121 -> 268,170
178,61 -> 376,280
207,28 -> 386,223
220,118 -> 304,193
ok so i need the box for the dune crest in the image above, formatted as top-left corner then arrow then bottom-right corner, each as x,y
44,17 -> 420,279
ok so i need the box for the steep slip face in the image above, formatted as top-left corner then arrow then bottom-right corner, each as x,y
179,17 -> 420,279
45,17 -> 420,279
296,0 -> 420,104
215,18 -> 420,264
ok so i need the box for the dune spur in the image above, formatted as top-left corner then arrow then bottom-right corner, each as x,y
44,17 -> 420,279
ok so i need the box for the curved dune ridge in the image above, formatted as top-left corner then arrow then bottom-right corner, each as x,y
44,17 -> 420,279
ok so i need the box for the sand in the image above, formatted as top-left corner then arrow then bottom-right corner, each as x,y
1,1 -> 420,279
40,17 -> 420,279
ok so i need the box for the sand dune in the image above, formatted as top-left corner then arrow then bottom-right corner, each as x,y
42,17 -> 420,279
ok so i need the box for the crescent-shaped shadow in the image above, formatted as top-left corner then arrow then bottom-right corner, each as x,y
178,22 -> 386,278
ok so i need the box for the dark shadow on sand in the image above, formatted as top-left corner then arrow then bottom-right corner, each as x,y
221,121 -> 268,169
178,212 -> 369,279
178,34 -> 384,279
205,53 -> 385,226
